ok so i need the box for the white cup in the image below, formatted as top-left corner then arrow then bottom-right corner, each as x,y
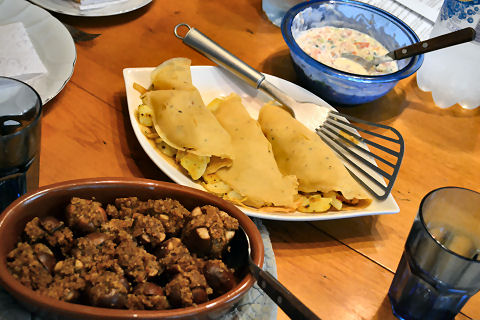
262,0 -> 304,26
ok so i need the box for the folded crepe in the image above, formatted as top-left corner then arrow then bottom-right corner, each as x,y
257,104 -> 371,204
143,89 -> 233,161
207,95 -> 298,209
150,57 -> 195,91
139,58 -> 234,180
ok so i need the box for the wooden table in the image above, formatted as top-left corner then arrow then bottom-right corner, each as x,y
37,0 -> 480,319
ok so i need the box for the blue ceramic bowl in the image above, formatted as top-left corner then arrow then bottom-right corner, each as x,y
281,0 -> 423,105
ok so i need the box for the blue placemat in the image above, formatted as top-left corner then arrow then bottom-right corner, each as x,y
0,219 -> 277,320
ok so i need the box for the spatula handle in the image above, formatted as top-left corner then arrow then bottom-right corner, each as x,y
249,261 -> 321,320
174,23 -> 265,88
392,27 -> 476,60
174,23 -> 297,115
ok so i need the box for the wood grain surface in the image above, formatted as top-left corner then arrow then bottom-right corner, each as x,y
34,0 -> 480,319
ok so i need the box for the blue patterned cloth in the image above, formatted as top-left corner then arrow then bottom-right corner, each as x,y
0,219 -> 277,320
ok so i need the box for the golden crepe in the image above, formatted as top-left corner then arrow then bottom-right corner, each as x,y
205,94 -> 298,209
143,89 -> 233,160
257,104 -> 371,207
150,57 -> 195,90
137,58 -> 234,180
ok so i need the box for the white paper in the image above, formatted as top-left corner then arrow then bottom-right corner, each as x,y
72,0 -> 128,10
360,0 -> 442,40
0,22 -> 48,81
394,0 -> 443,22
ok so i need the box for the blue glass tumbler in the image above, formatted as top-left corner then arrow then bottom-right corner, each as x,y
388,187 -> 480,320
0,77 -> 42,212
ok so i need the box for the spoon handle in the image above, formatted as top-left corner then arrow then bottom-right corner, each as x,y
249,261 -> 321,320
392,27 -> 476,60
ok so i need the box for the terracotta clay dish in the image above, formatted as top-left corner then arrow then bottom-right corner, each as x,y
0,177 -> 263,320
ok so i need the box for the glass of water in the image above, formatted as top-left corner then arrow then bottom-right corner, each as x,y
0,77 -> 42,212
262,0 -> 304,26
388,187 -> 480,320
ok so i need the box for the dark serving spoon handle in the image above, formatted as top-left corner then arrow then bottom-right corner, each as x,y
392,27 -> 476,60
249,260 -> 321,320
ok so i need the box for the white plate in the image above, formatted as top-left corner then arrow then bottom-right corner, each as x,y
0,0 -> 76,105
27,0 -> 151,17
123,66 -> 400,221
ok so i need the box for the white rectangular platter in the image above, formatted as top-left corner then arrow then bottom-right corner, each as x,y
123,66 -> 399,221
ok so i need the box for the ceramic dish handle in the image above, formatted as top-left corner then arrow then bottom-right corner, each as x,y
392,27 -> 476,60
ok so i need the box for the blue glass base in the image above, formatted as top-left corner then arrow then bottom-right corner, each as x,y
0,173 -> 26,212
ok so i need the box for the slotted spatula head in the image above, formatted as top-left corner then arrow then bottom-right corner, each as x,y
315,109 -> 404,200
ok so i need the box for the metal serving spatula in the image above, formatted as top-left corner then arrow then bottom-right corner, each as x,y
342,27 -> 476,71
174,23 -> 404,200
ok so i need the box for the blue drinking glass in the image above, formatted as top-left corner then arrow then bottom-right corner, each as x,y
0,77 -> 42,212
388,187 -> 480,320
